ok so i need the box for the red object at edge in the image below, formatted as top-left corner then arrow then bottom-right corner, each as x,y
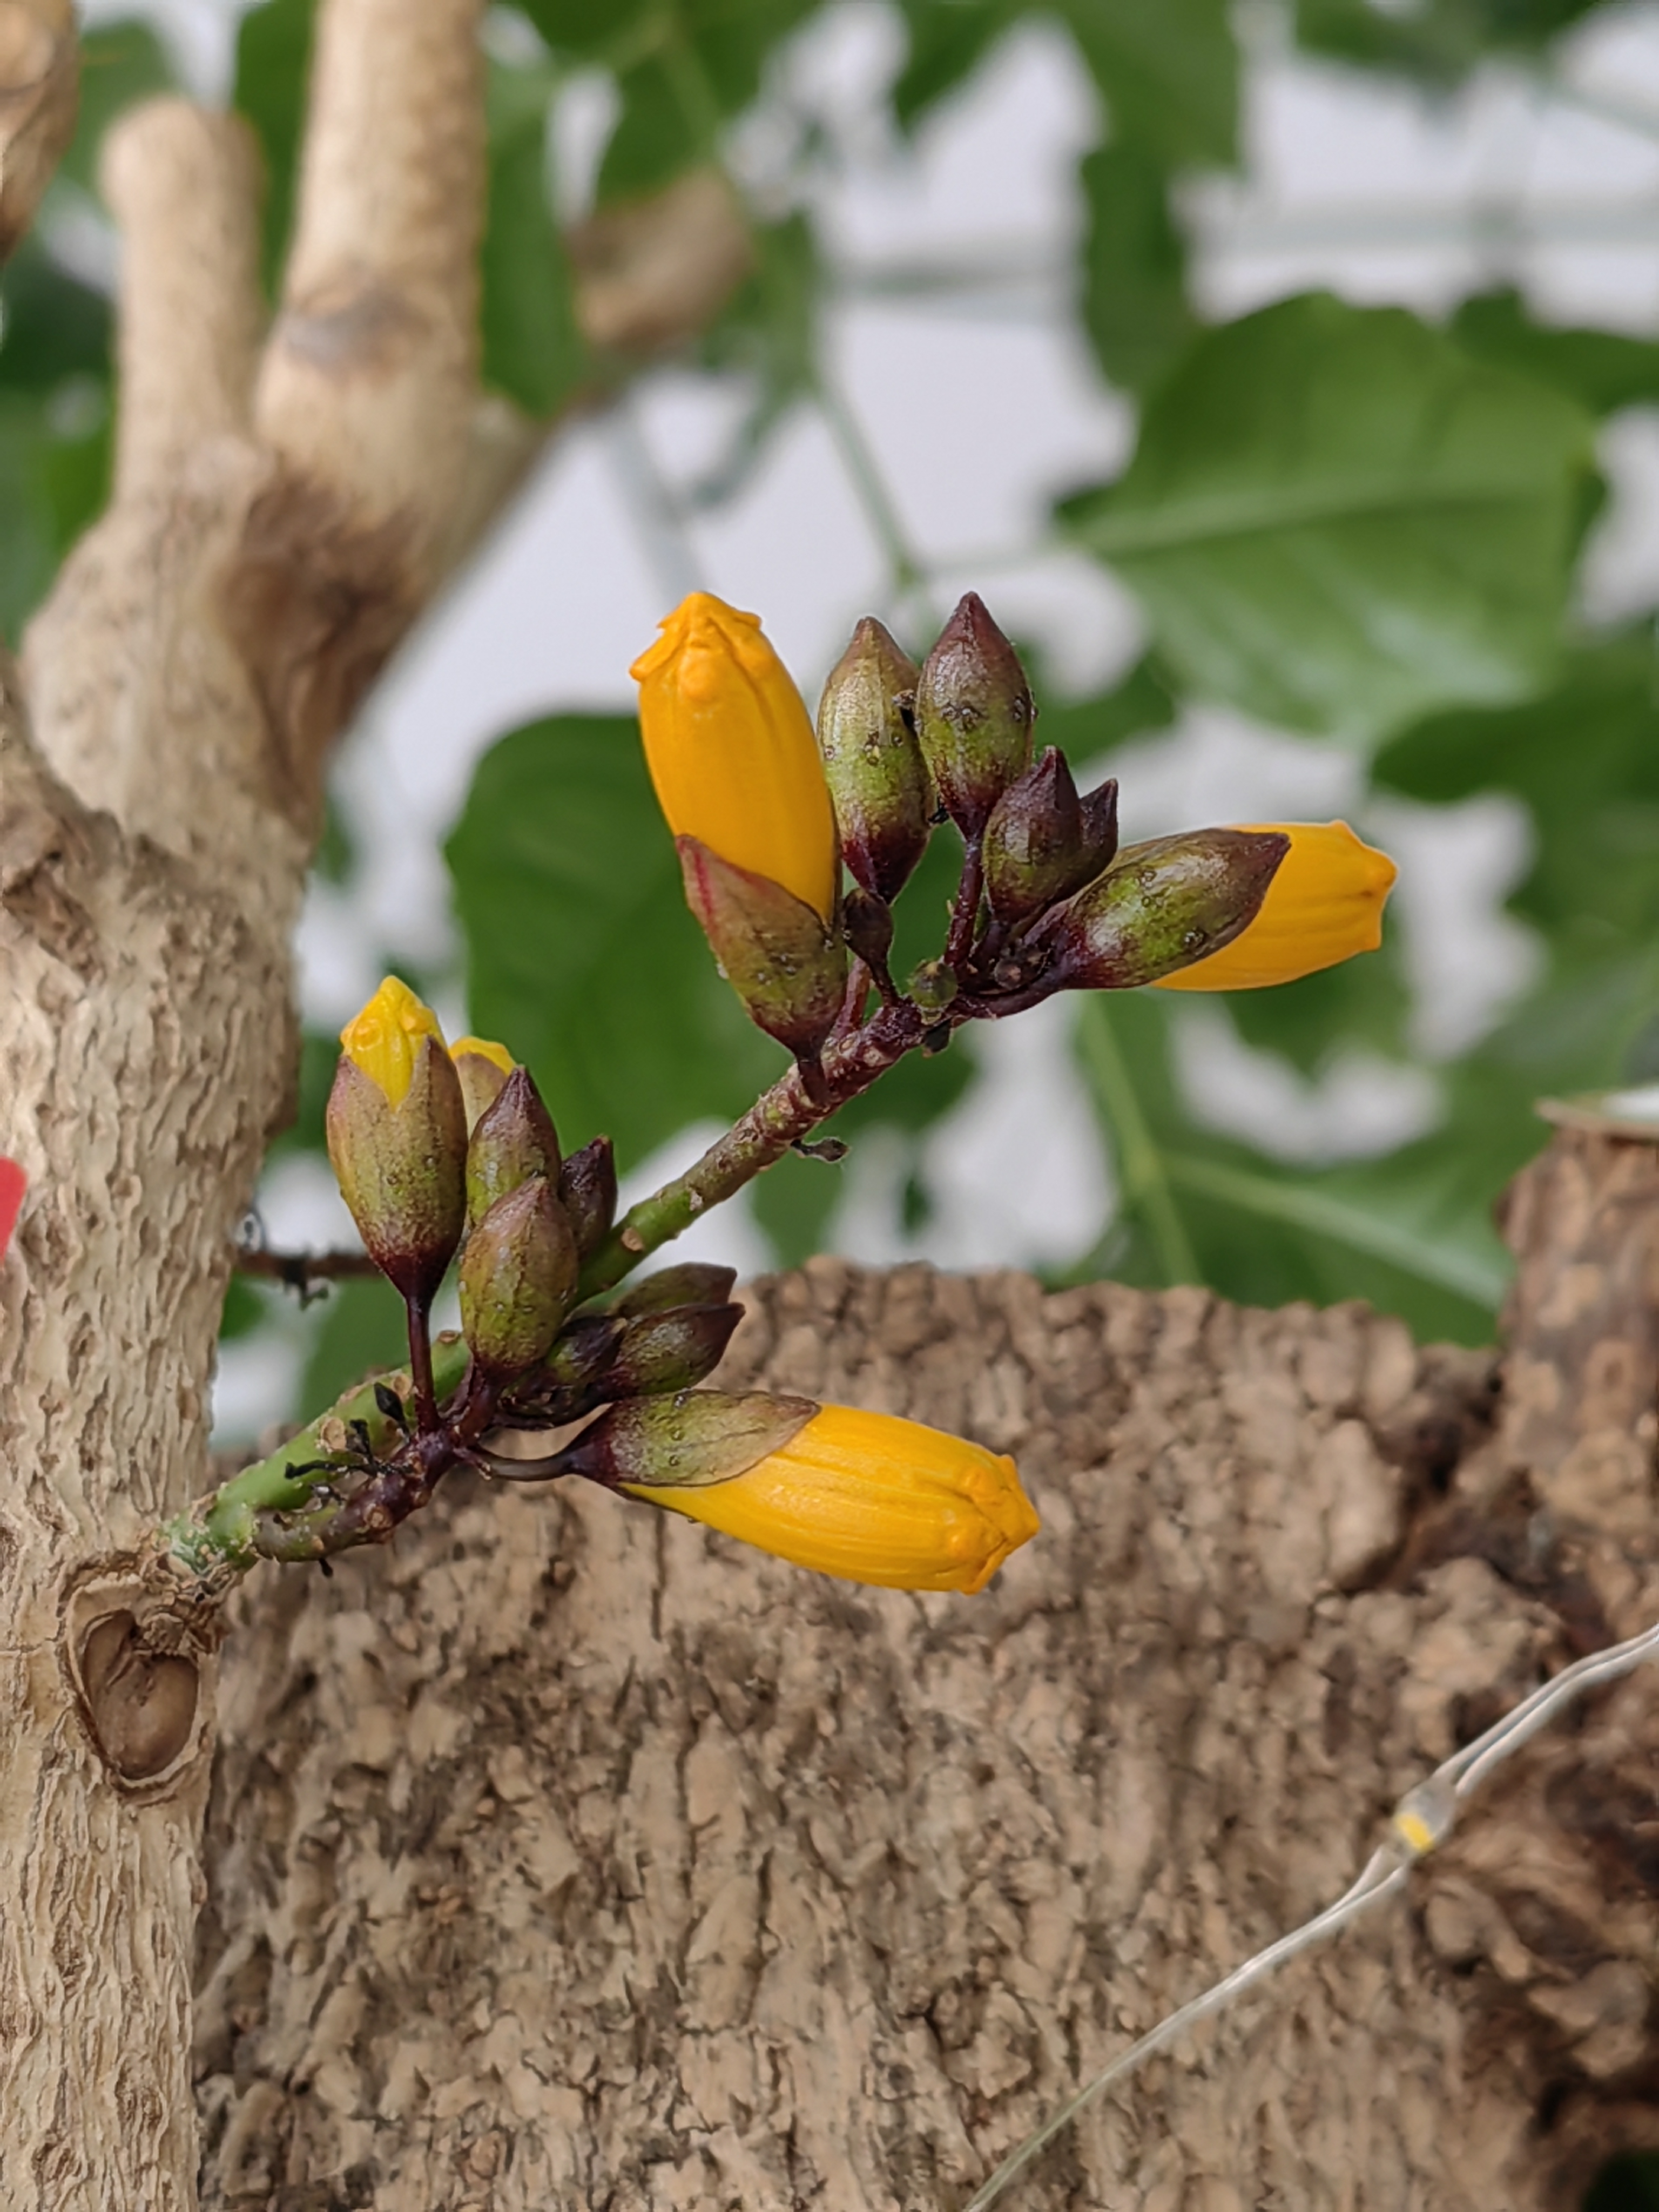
0,1158 -> 24,1259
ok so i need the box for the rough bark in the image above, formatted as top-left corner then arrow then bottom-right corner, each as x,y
194,1133 -> 1659,2211
0,7 -> 488,2202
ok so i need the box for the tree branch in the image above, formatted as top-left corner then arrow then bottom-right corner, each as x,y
100,100 -> 264,506
0,0 -> 77,260
254,0 -> 485,581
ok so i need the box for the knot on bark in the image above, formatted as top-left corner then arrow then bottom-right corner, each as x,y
61,1554 -> 221,1796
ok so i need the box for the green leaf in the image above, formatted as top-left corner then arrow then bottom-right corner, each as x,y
0,385 -> 111,638
1057,0 -> 1237,168
301,1276 -> 408,1410
1378,634 -> 1659,1085
1060,292 -> 1596,743
234,0 -> 316,295
219,1275 -> 269,1345
447,713 -> 779,1170
1038,653 -> 1179,763
1078,140 -> 1195,396
1295,0 -> 1604,84
588,0 -> 819,203
482,63 -> 589,414
599,55 -> 708,203
1226,925 -> 1413,1076
1451,289 -> 1659,416
891,0 -> 1015,127
0,243 -> 111,391
1073,992 -> 1505,1341
520,0 -> 657,59
268,1030 -> 342,1162
751,1145 -> 843,1267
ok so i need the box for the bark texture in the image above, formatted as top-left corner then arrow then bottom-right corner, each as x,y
0,8 -> 488,2202
195,1135 -> 1659,2212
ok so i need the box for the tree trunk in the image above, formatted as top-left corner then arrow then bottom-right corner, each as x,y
193,1126 -> 1659,2210
0,5 -> 486,2201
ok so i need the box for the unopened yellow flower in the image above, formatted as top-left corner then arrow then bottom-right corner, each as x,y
631,591 -> 839,922
1154,821 -> 1396,992
340,976 -> 448,1107
449,1035 -> 513,1076
449,1034 -> 516,1131
625,1404 -> 1040,1594
328,979 -> 468,1303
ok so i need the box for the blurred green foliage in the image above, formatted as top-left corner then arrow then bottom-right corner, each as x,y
17,0 -> 1659,1417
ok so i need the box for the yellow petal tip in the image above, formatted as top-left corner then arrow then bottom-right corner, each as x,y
450,1035 -> 515,1076
340,976 -> 446,1108
1155,820 -> 1396,992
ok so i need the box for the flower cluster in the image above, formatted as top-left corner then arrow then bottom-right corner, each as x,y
267,977 -> 1037,1595
634,590 -> 1395,1061
210,583 -> 1395,1607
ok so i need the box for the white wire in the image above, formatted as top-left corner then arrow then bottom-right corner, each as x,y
959,1609 -> 1659,2212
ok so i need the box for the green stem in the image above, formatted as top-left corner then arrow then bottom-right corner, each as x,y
163,1333 -> 473,1577
582,997 -> 930,1296
1075,997 -> 1200,1287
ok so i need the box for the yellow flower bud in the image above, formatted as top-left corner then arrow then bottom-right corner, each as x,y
450,1035 -> 513,1072
449,1035 -> 516,1132
339,975 -> 448,1107
1154,821 -> 1396,992
327,979 -> 468,1305
630,591 -> 839,923
625,1405 -> 1040,1595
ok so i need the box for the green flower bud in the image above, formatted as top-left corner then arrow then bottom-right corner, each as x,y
982,751 -> 1118,925
612,1262 -> 738,1316
326,978 -> 468,1305
908,957 -> 959,1015
815,616 -> 932,900
549,1389 -> 818,1489
558,1136 -> 617,1264
678,835 -> 848,1060
458,1175 -> 580,1378
606,1302 -> 744,1397
1042,830 -> 1290,990
466,1066 -> 561,1228
914,593 -> 1035,840
501,1312 -> 627,1424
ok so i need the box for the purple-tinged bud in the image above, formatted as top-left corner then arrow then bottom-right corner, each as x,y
466,1066 -> 561,1228
841,885 -> 895,974
543,1313 -> 626,1391
815,616 -> 932,900
558,1136 -> 617,1263
679,836 -> 848,1060
458,1175 -> 580,1379
550,1389 -> 818,1489
607,1303 -> 744,1397
501,1312 -> 626,1422
1042,830 -> 1290,991
983,752 -> 1119,925
326,978 -> 468,1306
914,593 -> 1035,840
613,1262 -> 738,1316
